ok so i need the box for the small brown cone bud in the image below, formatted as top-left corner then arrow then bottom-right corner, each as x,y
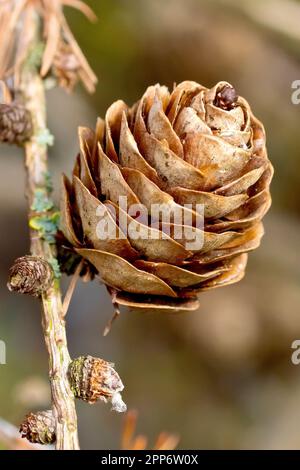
7,255 -> 53,296
0,103 -> 33,145
214,84 -> 238,110
53,41 -> 81,92
19,410 -> 56,445
68,355 -> 127,412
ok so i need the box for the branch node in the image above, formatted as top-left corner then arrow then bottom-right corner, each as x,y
7,255 -> 53,296
68,356 -> 127,412
0,103 -> 33,145
19,410 -> 56,445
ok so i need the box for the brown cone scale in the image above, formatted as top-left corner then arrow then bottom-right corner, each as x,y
60,81 -> 273,311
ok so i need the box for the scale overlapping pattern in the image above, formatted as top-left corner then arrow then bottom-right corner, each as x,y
61,81 -> 273,310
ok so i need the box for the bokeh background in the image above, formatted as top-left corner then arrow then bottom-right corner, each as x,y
1,0 -> 300,449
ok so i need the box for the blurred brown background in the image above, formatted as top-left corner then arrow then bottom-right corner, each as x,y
1,0 -> 300,449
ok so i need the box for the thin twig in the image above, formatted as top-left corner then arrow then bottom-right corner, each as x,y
19,10 -> 79,450
103,287 -> 121,337
62,260 -> 84,318
103,308 -> 121,337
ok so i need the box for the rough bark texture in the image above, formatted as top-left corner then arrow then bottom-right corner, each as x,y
19,18 -> 79,450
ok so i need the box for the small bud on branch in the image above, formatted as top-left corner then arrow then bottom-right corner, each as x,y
0,103 -> 33,145
68,356 -> 127,412
7,255 -> 53,296
19,410 -> 56,445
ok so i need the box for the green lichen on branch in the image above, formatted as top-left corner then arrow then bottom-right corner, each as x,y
31,188 -> 54,212
44,171 -> 54,194
23,41 -> 44,73
48,257 -> 61,280
29,212 -> 60,243
35,128 -> 54,147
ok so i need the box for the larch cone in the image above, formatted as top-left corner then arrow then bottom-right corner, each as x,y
60,81 -> 273,311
